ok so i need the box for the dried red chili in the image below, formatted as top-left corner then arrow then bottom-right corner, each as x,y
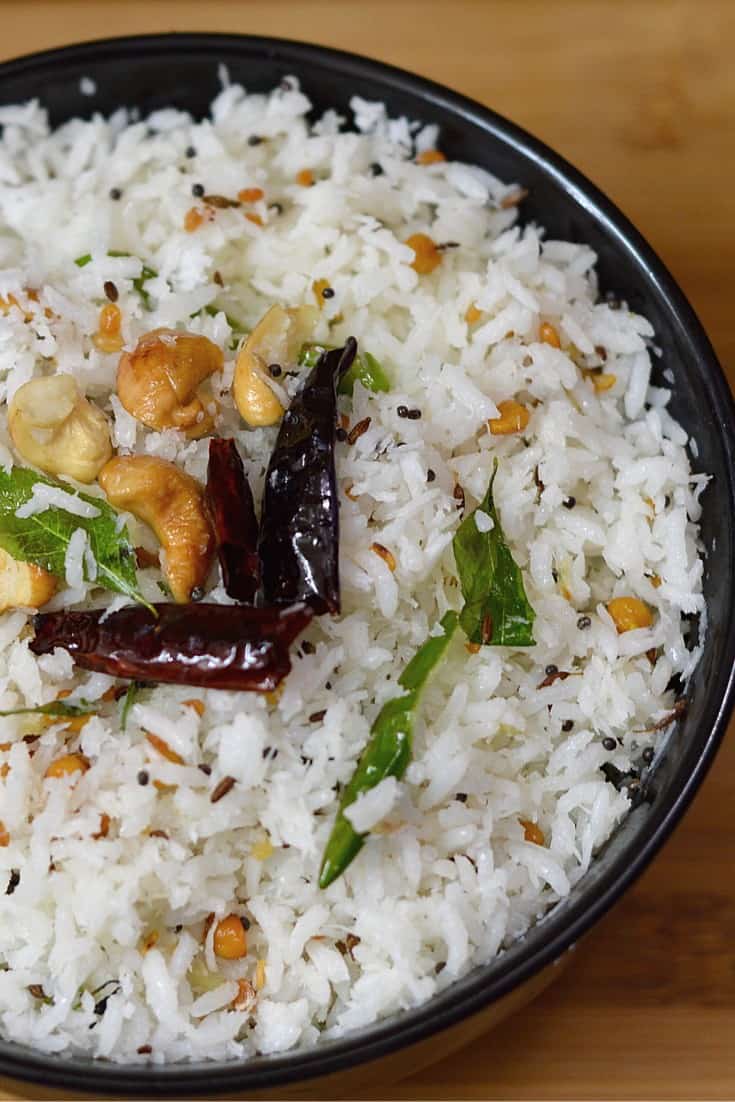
206,438 -> 260,603
258,339 -> 357,615
30,603 -> 312,692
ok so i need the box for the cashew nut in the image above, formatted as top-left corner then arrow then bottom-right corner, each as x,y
8,375 -> 112,484
233,305 -> 317,427
0,548 -> 57,613
98,455 -> 214,602
117,329 -> 223,439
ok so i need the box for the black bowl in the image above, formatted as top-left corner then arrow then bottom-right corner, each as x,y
1,33 -> 733,1099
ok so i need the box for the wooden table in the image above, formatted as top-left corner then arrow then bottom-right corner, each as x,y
1,2 -> 734,1098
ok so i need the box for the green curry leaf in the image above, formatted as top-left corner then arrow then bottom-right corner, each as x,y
339,350 -> 390,396
120,681 -> 145,731
319,611 -> 458,888
299,343 -> 391,395
0,699 -> 96,719
201,304 -> 248,350
452,461 -> 535,646
74,251 -> 158,309
203,303 -> 247,332
0,466 -> 151,609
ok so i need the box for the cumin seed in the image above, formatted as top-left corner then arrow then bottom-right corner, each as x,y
347,417 -> 371,445
210,776 -> 236,803
203,194 -> 240,209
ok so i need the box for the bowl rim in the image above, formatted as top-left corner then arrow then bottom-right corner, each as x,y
1,30 -> 734,1097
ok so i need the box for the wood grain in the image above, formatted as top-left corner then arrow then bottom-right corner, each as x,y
1,2 -> 734,1098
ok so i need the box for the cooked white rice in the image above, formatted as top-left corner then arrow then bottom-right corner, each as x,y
0,76 -> 706,1062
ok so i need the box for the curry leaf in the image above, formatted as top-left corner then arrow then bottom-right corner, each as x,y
120,680 -> 145,731
0,699 -> 96,719
398,613 -> 460,692
299,343 -> 391,395
319,611 -> 458,888
74,251 -> 158,309
453,461 -> 535,646
133,266 -> 157,310
202,304 -> 248,350
0,466 -> 151,609
340,350 -> 391,396
298,343 -> 323,370
203,304 -> 247,333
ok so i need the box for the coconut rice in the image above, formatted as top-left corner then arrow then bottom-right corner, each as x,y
0,76 -> 707,1062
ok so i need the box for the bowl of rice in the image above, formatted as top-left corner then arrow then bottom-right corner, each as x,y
0,33 -> 733,1098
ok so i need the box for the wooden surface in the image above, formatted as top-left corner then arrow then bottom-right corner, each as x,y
1,2 -> 734,1098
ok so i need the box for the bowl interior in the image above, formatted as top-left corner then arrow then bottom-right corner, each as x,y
0,34 -> 733,1097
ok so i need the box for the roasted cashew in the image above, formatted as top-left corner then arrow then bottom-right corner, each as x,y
233,305 -> 317,427
99,455 -> 214,602
8,375 -> 112,484
0,549 -> 57,613
117,329 -> 223,439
